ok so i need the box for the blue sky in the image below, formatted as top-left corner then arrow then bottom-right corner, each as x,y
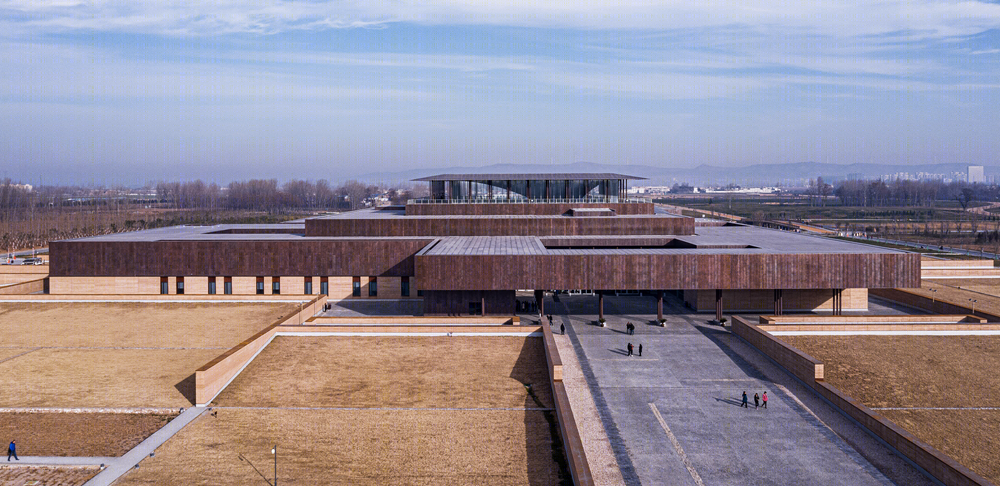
2,1 -> 999,185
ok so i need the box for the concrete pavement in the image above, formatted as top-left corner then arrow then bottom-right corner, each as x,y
548,293 -> 936,486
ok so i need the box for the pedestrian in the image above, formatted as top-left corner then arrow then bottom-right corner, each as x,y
629,322 -> 634,335
548,314 -> 553,325
560,323 -> 565,335
762,391 -> 768,409
627,343 -> 633,356
741,391 -> 748,408
7,440 -> 17,461
754,393 -> 760,409
638,344 -> 642,357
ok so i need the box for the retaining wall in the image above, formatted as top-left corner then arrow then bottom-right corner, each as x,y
306,316 -> 518,325
871,288 -> 1000,321
0,277 -> 46,295
194,295 -> 327,405
541,321 -> 592,486
732,316 -> 994,486
760,314 -> 985,325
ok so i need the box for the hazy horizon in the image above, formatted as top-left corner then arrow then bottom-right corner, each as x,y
3,2 -> 999,185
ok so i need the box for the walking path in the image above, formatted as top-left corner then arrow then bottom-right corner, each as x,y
553,332 -> 627,486
82,406 -> 205,486
552,294 -> 936,486
5,456 -> 114,466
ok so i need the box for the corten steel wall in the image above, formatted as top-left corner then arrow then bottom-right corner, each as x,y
404,202 -> 654,216
49,239 -> 433,277
422,290 -> 515,316
305,215 -> 694,237
416,252 -> 921,291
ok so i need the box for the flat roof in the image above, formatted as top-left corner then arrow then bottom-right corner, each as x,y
412,173 -> 646,181
421,226 -> 910,256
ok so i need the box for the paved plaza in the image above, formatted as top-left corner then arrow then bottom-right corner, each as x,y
543,293 -> 935,486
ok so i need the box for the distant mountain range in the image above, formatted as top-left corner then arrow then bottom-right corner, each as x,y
358,162 -> 998,188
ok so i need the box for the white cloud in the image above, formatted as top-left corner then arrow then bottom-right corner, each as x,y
2,0 -> 1000,38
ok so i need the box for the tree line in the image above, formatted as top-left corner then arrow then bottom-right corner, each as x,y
833,179 -> 1000,207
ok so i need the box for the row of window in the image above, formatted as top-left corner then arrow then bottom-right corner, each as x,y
159,276 -> 415,296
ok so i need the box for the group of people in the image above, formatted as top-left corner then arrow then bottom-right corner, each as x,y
517,300 -> 539,314
741,391 -> 768,409
625,322 -> 636,334
626,342 -> 642,356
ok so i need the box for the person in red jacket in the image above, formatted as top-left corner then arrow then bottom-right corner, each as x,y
762,391 -> 768,409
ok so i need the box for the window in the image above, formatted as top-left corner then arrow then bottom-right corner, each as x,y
401,276 -> 410,297
469,301 -> 483,315
272,277 -> 280,295
320,277 -> 329,295
368,277 -> 377,297
176,277 -> 184,295
417,289 -> 424,297
208,277 -> 216,295
256,276 -> 264,295
352,276 -> 361,297
304,277 -> 313,295
160,277 -> 168,295
224,277 -> 232,295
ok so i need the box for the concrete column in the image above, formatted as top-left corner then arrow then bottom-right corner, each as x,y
774,289 -> 783,316
832,289 -> 843,315
598,292 -> 604,320
657,292 -> 664,321
482,295 -> 486,316
534,289 -> 544,316
715,289 -> 723,321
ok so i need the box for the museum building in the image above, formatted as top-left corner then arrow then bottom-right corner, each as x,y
48,173 -> 920,317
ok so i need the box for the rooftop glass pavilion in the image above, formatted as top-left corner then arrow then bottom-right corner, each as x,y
412,173 -> 646,203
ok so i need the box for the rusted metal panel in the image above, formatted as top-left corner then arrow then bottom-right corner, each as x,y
415,252 -> 921,291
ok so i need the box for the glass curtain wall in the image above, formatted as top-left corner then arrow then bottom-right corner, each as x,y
549,180 -> 568,200
431,181 -> 446,200
509,180 -> 528,201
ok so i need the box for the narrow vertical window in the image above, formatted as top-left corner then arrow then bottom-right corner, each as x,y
208,276 -> 216,295
401,276 -> 410,297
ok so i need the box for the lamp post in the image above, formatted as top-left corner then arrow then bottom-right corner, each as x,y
272,445 -> 277,486
929,288 -> 937,305
970,299 -> 978,315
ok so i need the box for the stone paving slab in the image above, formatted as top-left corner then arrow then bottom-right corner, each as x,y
552,294 -> 931,486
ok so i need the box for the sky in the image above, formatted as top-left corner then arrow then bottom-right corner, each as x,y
2,1 -> 1000,185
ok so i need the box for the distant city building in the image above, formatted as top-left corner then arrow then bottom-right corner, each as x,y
969,166 -> 985,184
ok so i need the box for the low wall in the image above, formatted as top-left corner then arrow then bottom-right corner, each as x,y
732,315 -> 993,486
871,288 -> 1000,321
731,316 -> 823,383
541,322 -> 592,486
920,258 -> 993,268
760,314 -> 985,325
194,295 -> 327,405
0,293 -> 320,302
275,325 -> 539,335
306,316 -> 518,325
0,277 -> 46,295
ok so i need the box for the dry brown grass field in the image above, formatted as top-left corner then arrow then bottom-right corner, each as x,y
0,412 -> 176,456
0,302 -> 295,407
782,335 -> 1000,483
116,408 -> 565,486
117,335 -> 569,485
213,336 -> 553,408
0,302 -> 296,348
0,466 -> 99,485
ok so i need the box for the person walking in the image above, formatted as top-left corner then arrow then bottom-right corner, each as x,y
741,391 -> 749,408
627,343 -> 633,356
762,391 -> 768,409
560,323 -> 565,335
638,344 -> 643,357
7,440 -> 17,461
754,393 -> 760,409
